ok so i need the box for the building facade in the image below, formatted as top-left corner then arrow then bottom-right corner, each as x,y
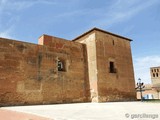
150,66 -> 160,86
0,28 -> 136,106
150,66 -> 160,99
137,67 -> 160,100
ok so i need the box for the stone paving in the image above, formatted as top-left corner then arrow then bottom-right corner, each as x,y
0,109 -> 51,120
1,102 -> 160,120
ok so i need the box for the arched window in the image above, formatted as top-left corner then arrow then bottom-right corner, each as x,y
153,73 -> 155,77
156,73 -> 158,77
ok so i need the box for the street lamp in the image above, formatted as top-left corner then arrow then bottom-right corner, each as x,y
136,78 -> 145,101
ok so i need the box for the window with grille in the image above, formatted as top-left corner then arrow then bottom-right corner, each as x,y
58,59 -> 66,71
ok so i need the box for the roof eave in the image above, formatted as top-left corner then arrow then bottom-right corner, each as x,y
72,27 -> 132,41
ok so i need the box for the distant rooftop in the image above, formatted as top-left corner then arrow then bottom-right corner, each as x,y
73,27 -> 132,41
150,66 -> 160,68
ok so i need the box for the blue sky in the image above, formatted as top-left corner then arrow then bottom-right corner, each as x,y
0,0 -> 160,84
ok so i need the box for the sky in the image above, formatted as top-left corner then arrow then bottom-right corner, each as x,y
0,0 -> 160,84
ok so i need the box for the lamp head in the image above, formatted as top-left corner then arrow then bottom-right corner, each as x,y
138,78 -> 141,83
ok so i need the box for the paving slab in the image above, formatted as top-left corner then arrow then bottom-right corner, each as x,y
0,109 -> 52,120
1,102 -> 160,120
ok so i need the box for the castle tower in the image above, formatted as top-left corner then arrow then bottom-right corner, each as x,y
0,27 -> 136,106
150,66 -> 160,86
73,28 -> 136,102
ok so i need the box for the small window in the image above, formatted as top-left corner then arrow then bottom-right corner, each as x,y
156,73 -> 158,77
157,69 -> 159,72
112,40 -> 115,45
153,73 -> 155,77
154,69 -> 156,72
152,69 -> 153,72
109,61 -> 116,73
58,59 -> 66,71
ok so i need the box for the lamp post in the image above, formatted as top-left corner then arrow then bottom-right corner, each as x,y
136,78 -> 145,101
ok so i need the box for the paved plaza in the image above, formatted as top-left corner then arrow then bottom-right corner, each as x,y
1,102 -> 160,120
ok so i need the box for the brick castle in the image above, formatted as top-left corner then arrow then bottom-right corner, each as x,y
0,28 -> 136,106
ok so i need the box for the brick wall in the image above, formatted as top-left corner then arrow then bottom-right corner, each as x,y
0,36 -> 90,106
95,30 -> 136,101
0,28 -> 136,105
74,29 -> 136,102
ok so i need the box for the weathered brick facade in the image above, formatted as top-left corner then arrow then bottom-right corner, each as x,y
150,66 -> 160,86
73,28 -> 136,102
0,28 -> 136,106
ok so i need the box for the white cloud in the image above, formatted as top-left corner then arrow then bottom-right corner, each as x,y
133,55 -> 160,84
60,0 -> 160,33
0,0 -> 56,11
0,0 -> 56,39
0,25 -> 14,38
0,31 -> 11,38
93,0 -> 160,28
60,0 -> 160,39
